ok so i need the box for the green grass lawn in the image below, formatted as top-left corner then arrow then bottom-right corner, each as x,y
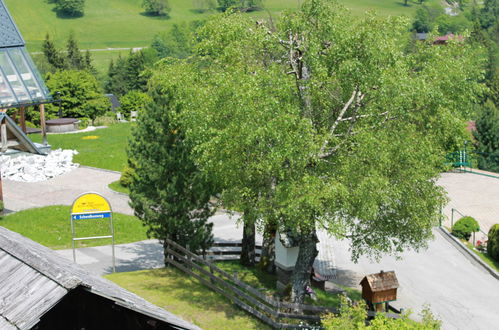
107,267 -> 270,329
0,205 -> 148,249
465,242 -> 499,273
109,180 -> 130,195
31,124 -> 130,172
7,0 -> 439,52
214,261 -> 361,308
6,0 -> 440,76
107,262 -> 360,329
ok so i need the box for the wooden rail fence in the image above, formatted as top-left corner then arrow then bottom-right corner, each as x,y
164,239 -> 400,329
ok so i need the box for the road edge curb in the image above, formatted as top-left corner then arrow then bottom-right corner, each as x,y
437,227 -> 499,280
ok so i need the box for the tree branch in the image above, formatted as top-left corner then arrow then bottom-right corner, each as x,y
318,89 -> 359,157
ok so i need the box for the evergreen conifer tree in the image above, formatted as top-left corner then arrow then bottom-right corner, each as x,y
84,50 -> 96,74
42,34 -> 66,70
474,99 -> 499,172
66,32 -> 85,70
127,88 -> 216,262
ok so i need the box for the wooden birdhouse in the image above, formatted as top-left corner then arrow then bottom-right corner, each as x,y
360,270 -> 399,312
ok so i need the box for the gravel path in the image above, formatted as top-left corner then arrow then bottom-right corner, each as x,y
2,166 -> 133,215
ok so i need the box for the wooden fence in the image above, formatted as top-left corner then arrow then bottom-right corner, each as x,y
164,238 -> 400,329
206,241 -> 262,261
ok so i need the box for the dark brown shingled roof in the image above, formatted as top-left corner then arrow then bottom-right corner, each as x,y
360,270 -> 399,292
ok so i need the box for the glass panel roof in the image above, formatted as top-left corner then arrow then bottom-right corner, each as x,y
0,47 -> 51,107
0,0 -> 52,108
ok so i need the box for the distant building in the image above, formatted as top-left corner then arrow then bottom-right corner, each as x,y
105,93 -> 121,112
433,34 -> 465,45
0,226 -> 199,330
415,33 -> 427,41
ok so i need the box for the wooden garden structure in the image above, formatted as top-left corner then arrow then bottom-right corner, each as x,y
360,270 -> 399,312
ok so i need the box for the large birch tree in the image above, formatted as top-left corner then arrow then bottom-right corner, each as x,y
148,0 -> 484,302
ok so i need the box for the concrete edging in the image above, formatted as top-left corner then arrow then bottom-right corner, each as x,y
79,165 -> 121,175
437,227 -> 499,280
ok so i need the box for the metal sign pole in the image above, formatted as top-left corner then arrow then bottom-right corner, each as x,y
70,192 -> 115,272
71,214 -> 76,263
110,213 -> 115,273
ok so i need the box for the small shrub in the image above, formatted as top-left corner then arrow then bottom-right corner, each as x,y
55,0 -> 85,17
93,113 -> 117,126
0,200 -> 4,212
120,166 -> 135,187
78,117 -> 90,129
119,91 -> 151,119
142,0 -> 171,16
452,216 -> 479,241
487,224 -> 499,261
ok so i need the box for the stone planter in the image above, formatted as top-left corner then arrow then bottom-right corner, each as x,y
46,118 -> 79,133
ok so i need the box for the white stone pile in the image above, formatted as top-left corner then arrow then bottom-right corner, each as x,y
0,149 -> 79,182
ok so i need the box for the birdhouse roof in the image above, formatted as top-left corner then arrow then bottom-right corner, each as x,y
360,271 -> 399,292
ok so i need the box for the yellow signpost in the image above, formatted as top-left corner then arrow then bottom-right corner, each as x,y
70,192 -> 115,272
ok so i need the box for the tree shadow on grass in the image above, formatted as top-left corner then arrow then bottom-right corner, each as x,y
189,8 -> 219,14
395,1 -> 414,7
139,12 -> 171,20
51,8 -> 84,19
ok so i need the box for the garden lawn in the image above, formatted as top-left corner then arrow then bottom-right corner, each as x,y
31,124 -> 130,172
0,205 -> 147,249
107,261 -> 361,329
106,268 -> 270,330
214,261 -> 361,308
109,180 -> 130,195
465,242 -> 499,273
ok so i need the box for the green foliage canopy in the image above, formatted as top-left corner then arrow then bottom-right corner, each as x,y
119,91 -> 152,119
55,0 -> 85,17
487,224 -> 499,261
45,70 -> 110,122
149,0 -> 485,263
105,49 -> 158,97
451,216 -> 480,240
142,0 -> 171,16
473,100 -> 499,172
322,296 -> 441,329
127,88 -> 216,258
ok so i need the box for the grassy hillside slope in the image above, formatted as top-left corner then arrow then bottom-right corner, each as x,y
5,0 -> 439,74
7,0 -> 438,51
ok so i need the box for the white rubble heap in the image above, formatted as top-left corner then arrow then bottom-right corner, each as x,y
0,149 -> 79,182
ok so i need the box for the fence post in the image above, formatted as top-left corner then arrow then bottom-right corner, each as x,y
209,264 -> 216,285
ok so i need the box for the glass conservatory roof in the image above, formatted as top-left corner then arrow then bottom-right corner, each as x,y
0,0 -> 52,108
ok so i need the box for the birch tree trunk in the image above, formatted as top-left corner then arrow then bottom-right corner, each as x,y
259,223 -> 276,273
240,218 -> 256,266
291,230 -> 318,303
